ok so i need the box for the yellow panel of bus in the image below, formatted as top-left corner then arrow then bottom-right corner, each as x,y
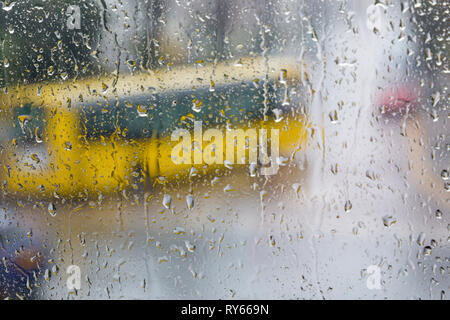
0,56 -> 309,198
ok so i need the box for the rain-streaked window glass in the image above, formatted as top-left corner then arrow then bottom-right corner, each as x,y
0,0 -> 448,300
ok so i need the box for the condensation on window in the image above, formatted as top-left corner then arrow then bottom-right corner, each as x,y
0,0 -> 448,300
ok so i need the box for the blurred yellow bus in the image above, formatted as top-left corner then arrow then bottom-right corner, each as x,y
0,56 -> 309,199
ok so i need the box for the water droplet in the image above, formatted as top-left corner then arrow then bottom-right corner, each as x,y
185,241 -> 195,252
417,232 -> 426,246
186,194 -> 194,210
64,141 -> 72,151
273,108 -> 284,122
282,92 -> 290,106
430,239 -> 438,248
2,2 -> 15,12
224,160 -> 233,170
277,156 -> 289,166
211,176 -> 219,186
331,164 -> 338,175
137,105 -> 148,117
30,153 -> 40,163
162,194 -> 171,209
431,92 -> 440,107
224,184 -> 234,192
17,114 -> 31,133
48,202 -> 56,217
260,190 -> 267,202
157,256 -> 168,264
189,167 -> 198,177
35,130 -> 43,143
344,200 -> 352,213
249,162 -> 257,177
195,60 -> 205,67
441,169 -> 448,181
425,47 -> 432,61
329,110 -> 338,123
234,59 -> 243,67
209,80 -> 215,92
47,65 -> 54,76
435,209 -> 442,219
44,269 -> 51,281
382,215 -> 397,227
430,109 -> 439,122
192,99 -> 203,112
173,227 -> 186,235
269,235 -> 276,247
279,69 -> 287,84
102,82 -> 109,94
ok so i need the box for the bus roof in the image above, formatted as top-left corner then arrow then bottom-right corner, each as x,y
0,55 -> 304,112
